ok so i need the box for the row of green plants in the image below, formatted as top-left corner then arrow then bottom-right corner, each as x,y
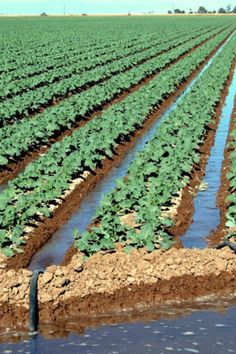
2,19 -> 208,86
0,31 -> 235,257
1,26 -> 180,92
225,103 -> 236,236
0,24 -> 210,99
74,33 -> 236,256
0,19 -> 152,76
1,25 -> 227,125
0,28 -> 231,168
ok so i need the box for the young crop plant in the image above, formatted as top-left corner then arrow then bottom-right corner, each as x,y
225,108 -> 236,239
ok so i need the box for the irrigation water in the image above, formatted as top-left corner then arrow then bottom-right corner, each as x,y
1,297 -> 236,354
181,67 -> 236,248
29,33 -> 236,271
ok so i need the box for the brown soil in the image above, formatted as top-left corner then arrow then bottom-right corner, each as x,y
1,30 -> 234,271
0,27 -> 230,185
1,247 -> 236,330
208,96 -> 236,246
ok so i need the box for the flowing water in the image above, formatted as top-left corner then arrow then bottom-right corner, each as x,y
29,34 -> 236,271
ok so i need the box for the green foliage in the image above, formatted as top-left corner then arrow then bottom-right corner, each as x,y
0,26 -> 232,165
225,109 -> 236,234
0,17 -> 236,256
73,32 -> 236,257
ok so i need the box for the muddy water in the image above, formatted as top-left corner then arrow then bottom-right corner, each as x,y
29,35 -> 236,271
1,299 -> 236,353
182,67 -> 236,249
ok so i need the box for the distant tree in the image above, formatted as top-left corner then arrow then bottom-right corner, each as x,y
174,8 -> 182,14
226,4 -> 231,12
81,13 -> 88,16
212,10 -> 217,13
168,10 -> 172,14
218,7 -> 226,13
198,6 -> 207,13
181,10 -> 185,13
40,12 -> 48,16
232,6 -> 236,12
189,8 -> 193,13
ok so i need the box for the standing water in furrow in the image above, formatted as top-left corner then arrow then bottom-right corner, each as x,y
182,67 -> 236,249
29,33 -> 235,271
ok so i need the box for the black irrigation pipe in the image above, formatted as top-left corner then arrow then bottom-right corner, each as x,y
213,241 -> 236,253
27,242 -> 236,334
29,269 -> 44,334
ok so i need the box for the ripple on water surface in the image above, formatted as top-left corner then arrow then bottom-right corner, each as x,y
1,302 -> 236,354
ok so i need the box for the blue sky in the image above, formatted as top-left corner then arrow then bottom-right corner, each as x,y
0,0 -> 234,15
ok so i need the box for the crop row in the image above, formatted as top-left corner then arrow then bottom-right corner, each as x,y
0,28 -> 231,167
0,26 -> 228,126
225,105 -> 236,235
0,24 -> 215,100
74,33 -> 236,256
0,22 -> 155,75
0,26 -> 176,89
2,20 -> 207,80
0,31 -> 235,256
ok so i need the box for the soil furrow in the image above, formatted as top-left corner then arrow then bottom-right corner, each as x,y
166,58 -> 236,247
208,96 -> 236,246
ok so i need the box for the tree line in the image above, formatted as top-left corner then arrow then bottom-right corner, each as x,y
168,5 -> 236,14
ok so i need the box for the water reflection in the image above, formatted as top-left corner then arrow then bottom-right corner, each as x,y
182,67 -> 236,248
1,298 -> 236,354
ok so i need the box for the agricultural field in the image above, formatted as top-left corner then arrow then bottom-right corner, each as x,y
1,15 -> 236,353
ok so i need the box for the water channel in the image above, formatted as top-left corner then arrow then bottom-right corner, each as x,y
29,33 -> 236,271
